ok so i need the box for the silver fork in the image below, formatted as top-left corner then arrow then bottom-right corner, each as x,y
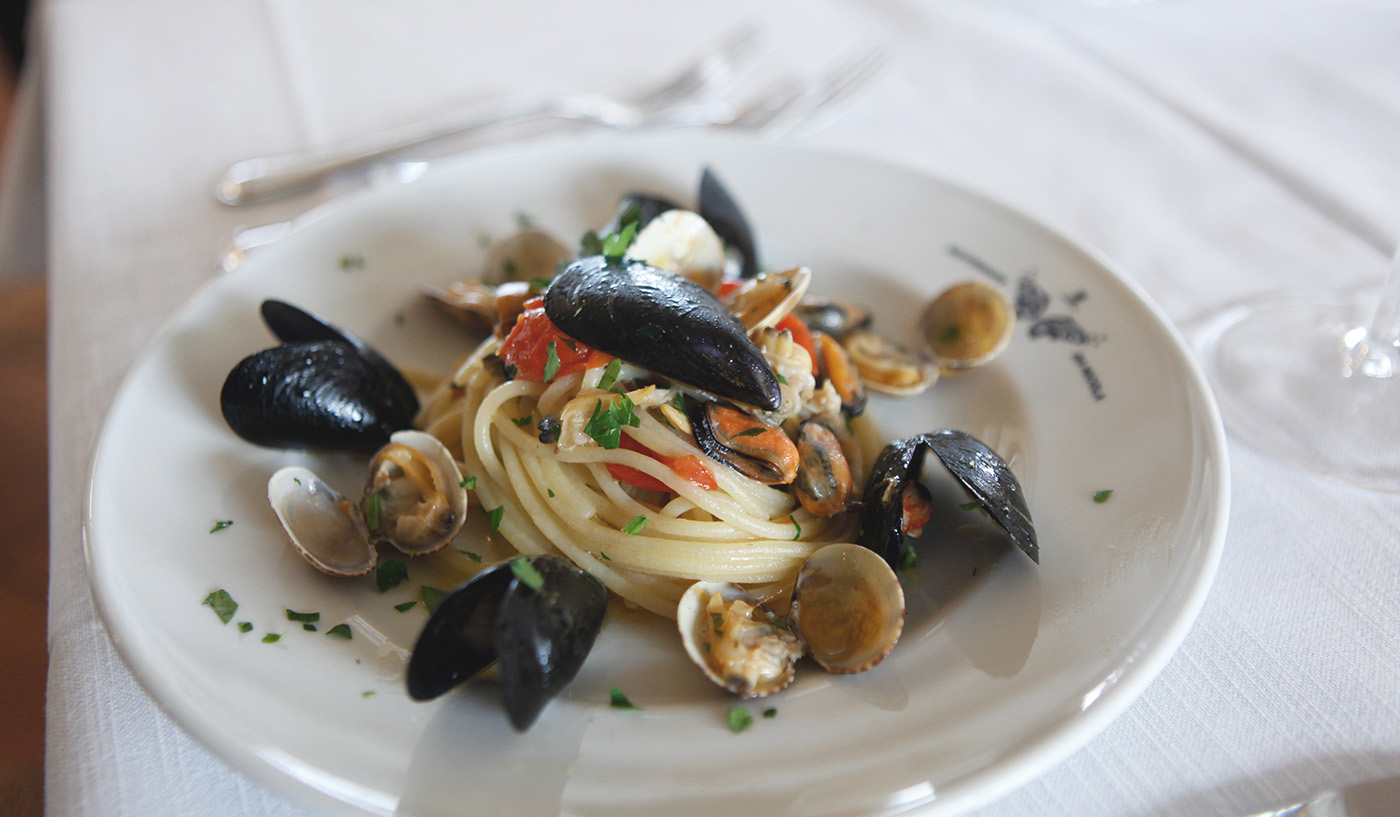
216,27 -> 765,207
216,33 -> 891,207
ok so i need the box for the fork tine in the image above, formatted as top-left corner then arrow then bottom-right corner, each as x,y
630,24 -> 765,109
756,44 -> 892,137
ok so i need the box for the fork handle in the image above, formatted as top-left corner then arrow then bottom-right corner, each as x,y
214,96 -> 561,206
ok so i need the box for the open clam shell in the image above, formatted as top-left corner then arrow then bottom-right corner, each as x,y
677,581 -> 802,698
921,281 -> 1016,374
362,429 -> 469,556
268,466 -> 376,577
789,543 -> 905,674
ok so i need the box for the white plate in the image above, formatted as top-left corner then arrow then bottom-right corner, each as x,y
85,135 -> 1228,817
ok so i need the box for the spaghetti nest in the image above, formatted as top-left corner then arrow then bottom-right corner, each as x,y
417,336 -> 870,619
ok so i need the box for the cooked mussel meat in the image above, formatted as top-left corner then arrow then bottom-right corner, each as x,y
791,420 -> 853,517
793,299 -> 871,341
543,255 -> 781,411
677,581 -> 801,698
691,401 -> 799,485
859,430 -> 1037,567
790,543 -> 904,674
407,555 -> 608,731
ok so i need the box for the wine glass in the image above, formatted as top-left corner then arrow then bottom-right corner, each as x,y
1200,247 -> 1400,492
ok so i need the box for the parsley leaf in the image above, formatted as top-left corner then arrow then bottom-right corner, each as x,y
376,559 -> 409,593
543,341 -> 561,381
286,609 -> 320,623
609,688 -> 641,710
394,601 -> 418,613
326,623 -> 353,640
210,520 -> 233,533
597,358 -> 622,391
1093,489 -> 1114,503
421,585 -> 446,614
622,515 -> 649,535
727,706 -> 754,733
460,475 -> 478,490
510,557 -> 545,592
583,394 -> 639,449
202,589 -> 238,624
486,505 -> 505,532
262,632 -> 285,644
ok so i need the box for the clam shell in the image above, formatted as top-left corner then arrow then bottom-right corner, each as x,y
268,466 -> 376,577
362,430 -> 469,556
921,281 -> 1015,373
790,543 -> 905,674
677,581 -> 801,698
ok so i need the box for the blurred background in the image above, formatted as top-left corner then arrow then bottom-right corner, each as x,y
0,0 -> 44,816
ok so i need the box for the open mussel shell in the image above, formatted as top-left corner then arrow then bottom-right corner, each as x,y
543,255 -> 781,411
407,556 -> 608,732
698,167 -> 759,279
268,466 -> 376,577
860,431 -> 1038,567
677,581 -> 802,698
921,281 -> 1016,373
794,299 -> 871,341
790,543 -> 905,674
259,299 -> 420,419
362,430 -> 468,556
221,340 -> 417,451
690,401 -> 800,485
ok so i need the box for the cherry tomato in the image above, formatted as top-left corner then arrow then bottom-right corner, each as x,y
608,435 -> 717,492
499,298 -> 613,382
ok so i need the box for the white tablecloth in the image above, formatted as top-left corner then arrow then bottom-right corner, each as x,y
31,1 -> 1400,815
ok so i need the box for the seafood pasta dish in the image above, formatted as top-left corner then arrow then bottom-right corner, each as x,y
219,169 -> 1037,731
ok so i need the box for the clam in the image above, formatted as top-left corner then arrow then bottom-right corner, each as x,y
722,265 -> 812,333
677,581 -> 802,698
543,255 -> 781,411
362,430 -> 469,555
423,280 -> 533,337
842,330 -> 939,396
860,430 -> 1037,568
267,430 -> 468,577
407,556 -> 608,731
268,466 -> 376,577
484,229 -> 572,285
921,281 -> 1016,373
690,401 -> 799,485
627,209 -> 727,293
790,543 -> 905,674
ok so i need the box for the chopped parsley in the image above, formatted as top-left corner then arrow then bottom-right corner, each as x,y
637,324 -> 662,340
727,706 -> 754,733
365,493 -> 383,530
512,414 -> 534,427
938,324 -> 960,344
362,690 -> 377,699
460,475 -> 478,490
302,624 -> 317,632
609,688 -> 641,710
733,427 -> 765,438
339,253 -> 366,271
528,276 -> 552,292
238,622 -> 253,633
898,547 -> 919,571
959,500 -> 983,511
326,623 -> 353,640
486,505 -> 505,532
515,211 -> 536,230
543,341 -> 561,381
600,551 -> 611,561
510,557 -> 545,591
763,707 -> 778,719
209,520 -> 234,533
201,589 -> 238,624
711,612 -> 724,635
421,585 -> 446,613
394,601 -> 418,613
583,394 -> 639,449
262,632 -> 285,644
621,515 -> 649,535
459,550 -> 483,562
376,559 -> 409,593
286,609 -> 320,624
790,515 -> 802,541
1093,489 -> 1114,503
597,358 -> 623,391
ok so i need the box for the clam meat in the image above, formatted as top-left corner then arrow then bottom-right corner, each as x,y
677,581 -> 802,698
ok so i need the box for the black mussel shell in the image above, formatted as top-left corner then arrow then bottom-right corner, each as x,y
604,192 -> 682,235
859,431 -> 1038,567
406,563 -> 514,701
220,340 -> 416,450
259,300 -> 419,418
495,557 -> 608,731
698,167 -> 759,279
543,255 -> 781,411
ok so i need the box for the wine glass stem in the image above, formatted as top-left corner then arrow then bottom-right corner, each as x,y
1347,247 -> 1400,378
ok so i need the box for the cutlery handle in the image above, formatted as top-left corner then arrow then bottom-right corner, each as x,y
214,97 -> 555,206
